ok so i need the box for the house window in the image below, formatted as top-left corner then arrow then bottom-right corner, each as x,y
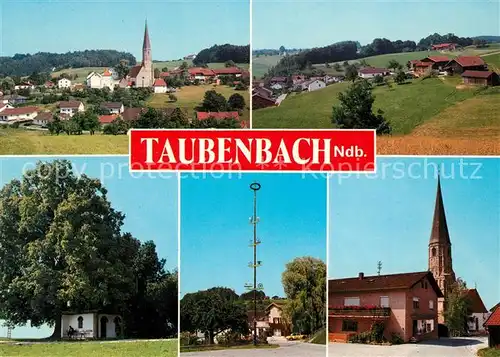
77,316 -> 83,329
380,296 -> 390,308
344,297 -> 360,306
429,300 -> 434,310
413,298 -> 420,309
273,318 -> 281,324
342,320 -> 358,332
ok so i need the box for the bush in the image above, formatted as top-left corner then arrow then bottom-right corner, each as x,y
180,332 -> 199,346
370,322 -> 385,343
391,333 -> 404,345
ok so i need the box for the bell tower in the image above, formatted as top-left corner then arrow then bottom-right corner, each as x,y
142,20 -> 153,85
428,174 -> 456,323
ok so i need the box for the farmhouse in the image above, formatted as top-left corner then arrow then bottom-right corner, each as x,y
33,112 -> 53,126
421,56 -> 450,71
358,67 -> 390,79
248,302 -> 290,338
153,78 -> 168,93
61,311 -> 122,339
485,305 -> 500,348
58,78 -> 72,89
101,102 -> 124,114
127,21 -> 154,88
87,68 -> 118,90
213,67 -> 244,77
461,70 -> 499,86
445,56 -> 487,74
252,87 -> 277,110
0,106 -> 39,123
1,94 -> 27,105
329,271 -> 442,343
59,101 -> 85,117
300,79 -> 326,92
431,43 -> 457,51
269,77 -> 288,86
44,81 -> 55,89
466,289 -> 489,333
188,68 -> 216,83
412,61 -> 433,76
122,107 -> 145,122
15,82 -> 35,90
98,114 -> 119,125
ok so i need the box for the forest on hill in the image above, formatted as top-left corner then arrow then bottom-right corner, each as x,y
264,33 -> 481,77
193,44 -> 250,65
0,50 -> 137,77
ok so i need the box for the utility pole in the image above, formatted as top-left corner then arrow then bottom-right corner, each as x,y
245,182 -> 263,346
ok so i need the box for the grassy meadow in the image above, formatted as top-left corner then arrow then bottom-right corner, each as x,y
252,76 -> 500,155
148,84 -> 250,122
0,339 -> 177,357
0,129 -> 129,155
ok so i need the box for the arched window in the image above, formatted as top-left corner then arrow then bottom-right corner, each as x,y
77,316 -> 83,329
431,247 -> 436,257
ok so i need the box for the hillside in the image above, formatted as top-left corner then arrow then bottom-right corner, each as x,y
252,76 -> 500,154
193,44 -> 250,66
0,50 -> 137,77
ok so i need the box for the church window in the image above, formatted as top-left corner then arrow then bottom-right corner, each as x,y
77,316 -> 83,329
431,248 -> 436,257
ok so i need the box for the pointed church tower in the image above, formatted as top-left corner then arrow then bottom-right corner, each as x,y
141,20 -> 153,86
428,174 -> 456,323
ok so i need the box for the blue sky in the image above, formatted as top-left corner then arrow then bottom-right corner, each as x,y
180,173 -> 327,298
329,157 -> 500,311
0,156 -> 178,339
0,0 -> 250,60
253,0 -> 500,49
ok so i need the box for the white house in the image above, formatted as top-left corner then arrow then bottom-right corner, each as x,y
467,289 -> 490,333
14,82 -> 35,90
101,102 -> 124,114
270,83 -> 284,90
86,69 -> 118,91
61,312 -> 122,339
302,79 -> 326,92
251,303 -> 289,338
59,101 -> 84,117
358,67 -> 390,79
0,106 -> 39,123
33,112 -> 53,126
153,78 -> 168,93
58,78 -> 72,89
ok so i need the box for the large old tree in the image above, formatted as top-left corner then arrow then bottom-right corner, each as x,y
0,160 -> 177,338
282,257 -> 326,335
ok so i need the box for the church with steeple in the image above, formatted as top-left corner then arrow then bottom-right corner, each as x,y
127,21 -> 154,88
428,175 -> 457,324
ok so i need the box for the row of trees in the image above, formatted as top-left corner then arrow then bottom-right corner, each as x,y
265,33 -> 476,77
0,50 -> 136,77
193,44 -> 250,66
180,257 -> 326,345
0,160 -> 177,339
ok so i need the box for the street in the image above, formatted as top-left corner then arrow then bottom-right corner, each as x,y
182,341 -> 326,357
329,337 -> 488,357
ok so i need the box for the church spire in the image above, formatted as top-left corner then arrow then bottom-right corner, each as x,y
143,20 -> 151,53
429,174 -> 451,245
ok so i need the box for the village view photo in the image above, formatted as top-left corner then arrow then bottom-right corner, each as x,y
0,0 -> 250,155
252,0 -> 500,155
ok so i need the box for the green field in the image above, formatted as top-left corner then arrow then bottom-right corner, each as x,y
478,348 -> 500,357
483,52 -> 500,72
51,62 -> 250,83
0,129 -> 129,155
253,76 -> 500,154
252,55 -> 282,78
0,339 -> 177,357
147,84 -> 250,123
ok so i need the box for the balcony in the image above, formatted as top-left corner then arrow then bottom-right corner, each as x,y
329,306 -> 391,319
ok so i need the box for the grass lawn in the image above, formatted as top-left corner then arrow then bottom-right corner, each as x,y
483,52 -> 500,72
0,129 -> 128,155
147,85 -> 250,123
252,77 -> 500,155
478,348 -> 500,357
252,55 -> 282,78
0,339 -> 176,357
181,343 -> 278,352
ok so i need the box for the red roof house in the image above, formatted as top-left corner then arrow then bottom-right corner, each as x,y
485,303 -> 500,347
446,56 -> 487,74
196,111 -> 246,128
431,43 -> 456,51
213,67 -> 243,75
461,70 -> 499,86
98,114 -> 119,125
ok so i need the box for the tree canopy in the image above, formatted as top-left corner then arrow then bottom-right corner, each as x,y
281,257 -> 326,335
193,44 -> 250,66
0,160 -> 177,338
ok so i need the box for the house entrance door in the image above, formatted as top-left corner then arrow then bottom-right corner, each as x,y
412,320 -> 418,337
100,316 -> 108,338
274,329 -> 281,337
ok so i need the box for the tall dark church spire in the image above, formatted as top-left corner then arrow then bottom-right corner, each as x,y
429,174 -> 451,245
142,20 -> 152,67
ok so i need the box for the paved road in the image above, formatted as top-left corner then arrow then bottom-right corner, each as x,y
329,337 -> 488,357
183,341 -> 326,357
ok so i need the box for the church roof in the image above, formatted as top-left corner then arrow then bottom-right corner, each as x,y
143,21 -> 151,50
128,65 -> 143,79
429,175 -> 451,245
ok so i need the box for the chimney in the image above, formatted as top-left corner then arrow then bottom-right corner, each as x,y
358,272 -> 364,280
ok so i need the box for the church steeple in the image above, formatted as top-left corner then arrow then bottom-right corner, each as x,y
142,20 -> 152,67
429,174 -> 451,245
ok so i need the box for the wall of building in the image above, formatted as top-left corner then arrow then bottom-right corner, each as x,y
405,277 -> 439,341
61,313 -> 95,338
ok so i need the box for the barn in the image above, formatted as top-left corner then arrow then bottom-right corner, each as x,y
446,56 -> 487,74
485,304 -> 500,348
461,71 -> 499,86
